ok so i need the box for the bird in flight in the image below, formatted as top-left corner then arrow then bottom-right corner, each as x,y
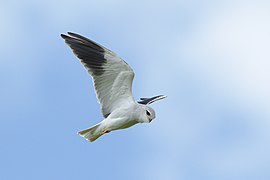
61,32 -> 166,142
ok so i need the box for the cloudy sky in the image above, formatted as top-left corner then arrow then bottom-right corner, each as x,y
1,0 -> 270,180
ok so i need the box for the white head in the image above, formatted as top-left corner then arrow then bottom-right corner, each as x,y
136,95 -> 166,123
138,105 -> 156,123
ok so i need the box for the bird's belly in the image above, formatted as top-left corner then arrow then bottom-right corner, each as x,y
107,118 -> 138,131
118,120 -> 137,129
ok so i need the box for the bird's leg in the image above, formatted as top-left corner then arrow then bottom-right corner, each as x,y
102,129 -> 110,134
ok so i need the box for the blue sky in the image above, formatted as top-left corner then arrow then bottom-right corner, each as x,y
1,0 -> 270,179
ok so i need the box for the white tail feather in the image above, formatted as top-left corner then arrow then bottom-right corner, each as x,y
77,123 -> 103,142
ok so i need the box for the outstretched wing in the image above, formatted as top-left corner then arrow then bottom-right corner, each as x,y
61,32 -> 135,118
138,95 -> 167,105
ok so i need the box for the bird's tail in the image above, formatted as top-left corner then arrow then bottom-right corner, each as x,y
77,123 -> 104,142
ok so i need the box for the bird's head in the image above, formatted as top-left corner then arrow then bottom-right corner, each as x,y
137,95 -> 166,123
139,105 -> 156,123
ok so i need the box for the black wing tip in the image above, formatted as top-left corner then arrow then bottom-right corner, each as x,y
66,32 -> 91,42
60,32 -> 80,40
60,33 -> 68,39
67,32 -> 78,37
140,95 -> 166,101
60,31 -> 107,76
138,95 -> 167,105
60,32 -> 103,50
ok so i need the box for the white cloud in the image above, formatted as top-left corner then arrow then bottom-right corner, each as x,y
183,2 -> 270,106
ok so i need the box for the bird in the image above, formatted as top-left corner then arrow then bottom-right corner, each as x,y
61,32 -> 166,142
